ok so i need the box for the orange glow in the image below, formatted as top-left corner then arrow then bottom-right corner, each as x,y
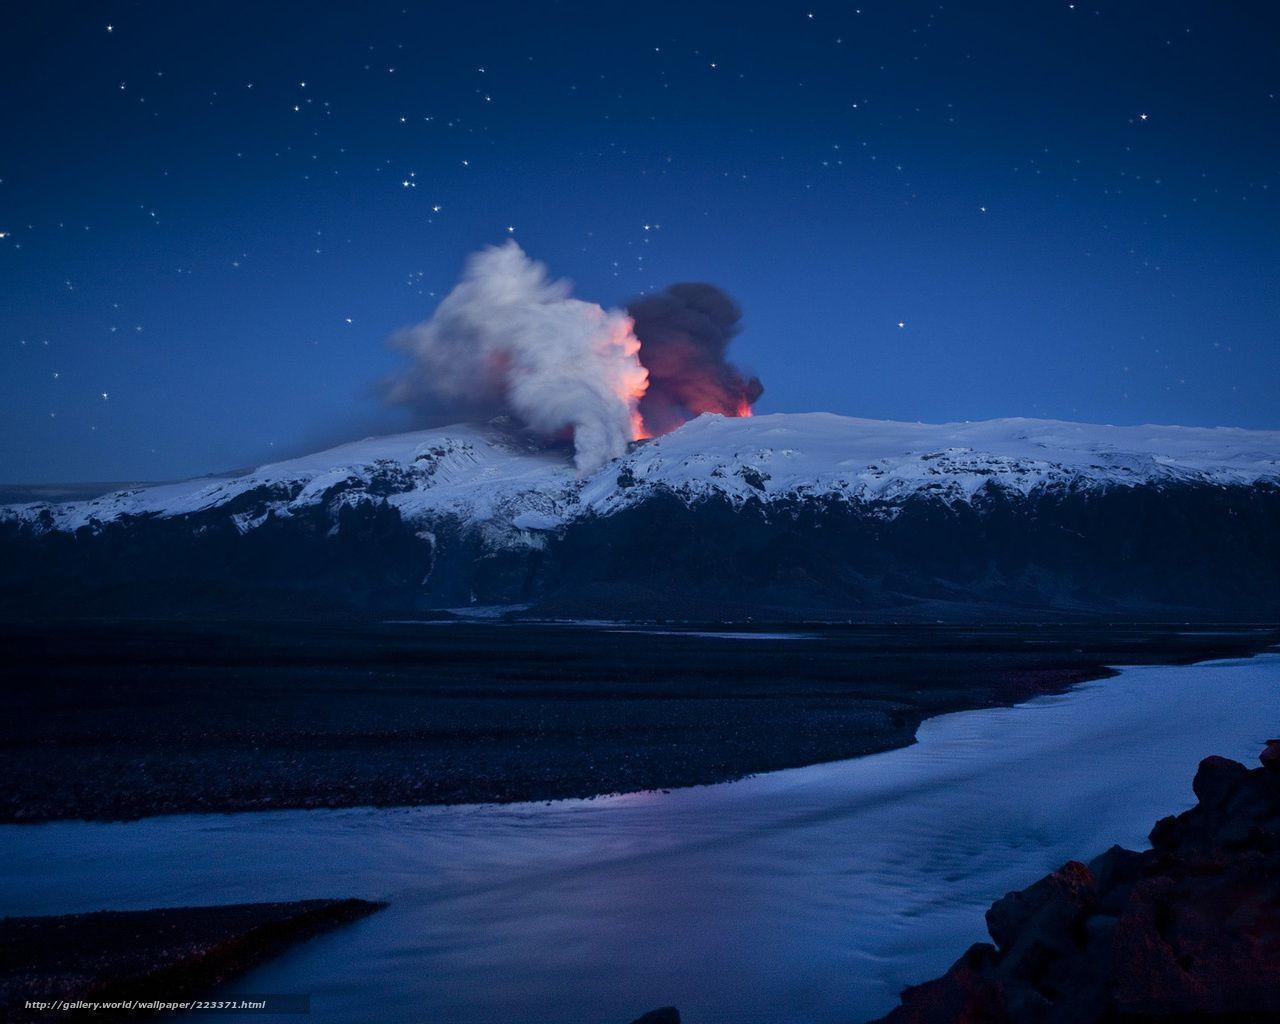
629,394 -> 756,442
609,314 -> 651,442
631,409 -> 651,440
615,307 -> 760,441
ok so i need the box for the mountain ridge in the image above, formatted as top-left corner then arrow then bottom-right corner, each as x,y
5,412 -> 1279,537
3,413 -> 1278,621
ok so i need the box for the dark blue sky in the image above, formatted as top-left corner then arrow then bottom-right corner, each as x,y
3,1 -> 1278,482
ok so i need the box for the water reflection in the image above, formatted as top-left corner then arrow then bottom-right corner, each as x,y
1,655 -> 1275,1023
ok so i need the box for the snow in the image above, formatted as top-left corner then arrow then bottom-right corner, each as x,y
4,413 -> 1278,539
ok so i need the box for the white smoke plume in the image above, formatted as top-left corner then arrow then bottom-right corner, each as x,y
386,241 -> 649,473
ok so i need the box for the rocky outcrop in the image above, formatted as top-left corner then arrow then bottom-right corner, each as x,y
873,743 -> 1280,1023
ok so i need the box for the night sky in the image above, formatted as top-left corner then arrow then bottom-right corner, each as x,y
3,1 -> 1278,483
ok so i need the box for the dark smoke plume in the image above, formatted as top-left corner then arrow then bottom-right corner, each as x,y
627,283 -> 764,436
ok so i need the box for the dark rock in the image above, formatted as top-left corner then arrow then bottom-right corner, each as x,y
871,747 -> 1280,1023
875,944 -> 1009,1023
1261,738 -> 1280,769
985,860 -> 1096,955
1190,753 -> 1249,808
1084,845 -> 1142,912
628,1008 -> 681,1024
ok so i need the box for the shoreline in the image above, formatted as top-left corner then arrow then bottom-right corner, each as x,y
6,653 -> 1275,1023
2,621 -> 1276,825
871,743 -> 1280,1022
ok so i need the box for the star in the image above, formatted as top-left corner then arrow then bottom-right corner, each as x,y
1139,113 -> 1149,121
897,321 -> 906,329
100,392 -> 109,400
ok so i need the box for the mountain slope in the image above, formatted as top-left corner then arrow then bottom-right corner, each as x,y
3,413 -> 1278,620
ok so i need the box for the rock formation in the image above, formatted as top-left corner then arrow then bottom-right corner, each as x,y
873,742 -> 1280,1022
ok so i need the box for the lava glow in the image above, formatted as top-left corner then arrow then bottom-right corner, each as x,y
623,315 -> 761,442
627,391 -> 756,442
631,410 -> 652,441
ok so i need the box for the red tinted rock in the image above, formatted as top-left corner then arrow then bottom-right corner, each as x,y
985,861 -> 1096,957
872,746 -> 1280,1024
876,944 -> 1010,1024
1110,876 -> 1207,1012
1113,855 -> 1280,1017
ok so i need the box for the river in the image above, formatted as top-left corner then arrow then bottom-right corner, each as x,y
2,653 -> 1275,1023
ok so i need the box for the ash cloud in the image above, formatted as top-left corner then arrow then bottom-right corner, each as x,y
385,244 -> 762,473
627,283 -> 763,436
386,242 -> 647,473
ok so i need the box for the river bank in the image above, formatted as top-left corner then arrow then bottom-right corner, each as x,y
873,742 -> 1280,1022
2,620 -> 1275,822
2,652 -> 1275,1022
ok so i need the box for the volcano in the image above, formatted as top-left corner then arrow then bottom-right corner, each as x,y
2,413 -> 1278,621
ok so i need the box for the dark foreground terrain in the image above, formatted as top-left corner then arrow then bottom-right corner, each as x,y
2,621 -> 1275,823
873,743 -> 1280,1023
0,899 -> 385,1022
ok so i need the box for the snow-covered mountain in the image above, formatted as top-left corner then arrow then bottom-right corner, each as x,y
4,413 -> 1279,620
7,413 -> 1279,536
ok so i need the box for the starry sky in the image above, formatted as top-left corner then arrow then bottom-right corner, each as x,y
3,1 -> 1278,483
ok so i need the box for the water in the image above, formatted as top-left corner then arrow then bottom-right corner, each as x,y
2,655 -> 1276,1024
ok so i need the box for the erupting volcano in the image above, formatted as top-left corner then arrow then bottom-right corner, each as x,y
628,282 -> 763,438
386,242 -> 761,471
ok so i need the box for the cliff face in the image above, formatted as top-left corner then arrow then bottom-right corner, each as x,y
3,414 -> 1278,620
873,743 -> 1280,1024
2,481 -> 1278,620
